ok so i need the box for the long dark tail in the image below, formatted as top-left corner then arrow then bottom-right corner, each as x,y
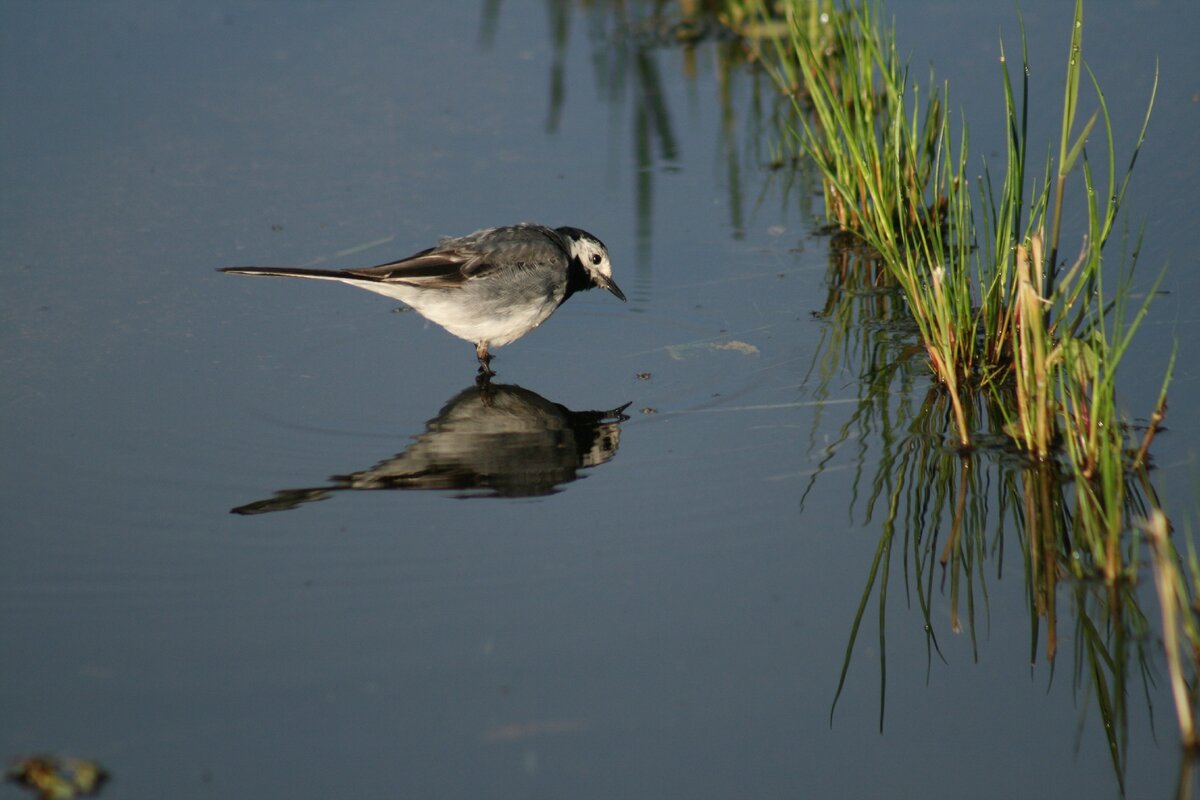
217,266 -> 356,280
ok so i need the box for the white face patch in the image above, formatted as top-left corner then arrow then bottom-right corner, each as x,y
570,235 -> 613,281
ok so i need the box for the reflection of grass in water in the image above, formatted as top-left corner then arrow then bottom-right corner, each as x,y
1145,510 -> 1200,757
802,352 -> 1158,787
484,1 -> 824,257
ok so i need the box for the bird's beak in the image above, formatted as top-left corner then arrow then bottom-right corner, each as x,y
596,273 -> 627,302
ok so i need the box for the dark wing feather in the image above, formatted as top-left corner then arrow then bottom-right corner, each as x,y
344,228 -> 567,290
342,246 -> 485,289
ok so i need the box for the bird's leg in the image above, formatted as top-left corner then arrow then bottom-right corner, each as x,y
475,342 -> 495,377
475,370 -> 495,402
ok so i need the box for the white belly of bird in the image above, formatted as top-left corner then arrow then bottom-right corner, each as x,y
351,279 -> 562,348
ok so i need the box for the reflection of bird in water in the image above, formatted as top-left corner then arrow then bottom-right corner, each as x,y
219,224 -> 625,375
229,382 -> 631,514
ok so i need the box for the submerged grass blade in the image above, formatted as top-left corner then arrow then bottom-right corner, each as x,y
1144,511 -> 1200,750
830,516 -> 895,727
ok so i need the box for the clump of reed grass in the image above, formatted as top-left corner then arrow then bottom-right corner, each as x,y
762,0 -> 1165,566
763,0 -> 976,443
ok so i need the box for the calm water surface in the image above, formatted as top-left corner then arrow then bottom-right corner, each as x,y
3,2 -> 1199,798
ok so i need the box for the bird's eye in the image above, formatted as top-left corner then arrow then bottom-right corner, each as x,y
591,253 -> 603,266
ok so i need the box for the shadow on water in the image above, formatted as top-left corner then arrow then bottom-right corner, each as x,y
229,381 -> 630,514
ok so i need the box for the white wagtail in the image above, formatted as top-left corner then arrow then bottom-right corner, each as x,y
219,223 -> 626,374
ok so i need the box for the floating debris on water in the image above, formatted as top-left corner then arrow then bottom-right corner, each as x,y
6,755 -> 109,800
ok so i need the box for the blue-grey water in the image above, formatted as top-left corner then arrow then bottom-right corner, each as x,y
3,2 -> 1198,798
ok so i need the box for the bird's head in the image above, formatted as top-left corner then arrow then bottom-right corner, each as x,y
558,227 -> 626,302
